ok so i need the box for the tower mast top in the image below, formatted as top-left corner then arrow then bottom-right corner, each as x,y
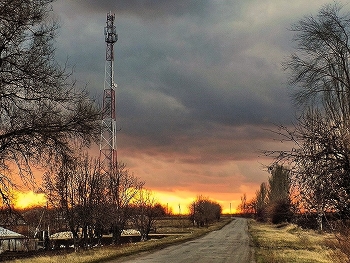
104,12 -> 118,61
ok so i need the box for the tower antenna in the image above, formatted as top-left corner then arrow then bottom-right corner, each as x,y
99,11 -> 118,176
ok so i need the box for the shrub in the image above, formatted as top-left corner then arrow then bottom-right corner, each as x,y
270,200 -> 293,224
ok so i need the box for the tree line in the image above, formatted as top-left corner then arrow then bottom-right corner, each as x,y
240,3 -> 350,237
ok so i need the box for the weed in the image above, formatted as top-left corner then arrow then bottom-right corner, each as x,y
296,232 -> 311,247
256,249 -> 287,263
249,220 -> 332,263
325,226 -> 350,263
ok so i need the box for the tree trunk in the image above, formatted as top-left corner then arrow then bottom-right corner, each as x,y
317,212 -> 323,232
112,224 -> 122,244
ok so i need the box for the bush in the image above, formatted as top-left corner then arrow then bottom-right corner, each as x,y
270,200 -> 293,224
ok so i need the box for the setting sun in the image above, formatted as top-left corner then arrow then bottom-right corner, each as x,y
13,191 -> 47,209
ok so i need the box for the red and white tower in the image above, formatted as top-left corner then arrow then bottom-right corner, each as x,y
99,12 -> 118,175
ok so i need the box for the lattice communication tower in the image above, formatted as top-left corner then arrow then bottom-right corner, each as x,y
99,12 -> 118,176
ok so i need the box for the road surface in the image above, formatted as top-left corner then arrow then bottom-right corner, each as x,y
110,217 -> 255,263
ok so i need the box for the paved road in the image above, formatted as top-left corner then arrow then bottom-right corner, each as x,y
111,217 -> 255,263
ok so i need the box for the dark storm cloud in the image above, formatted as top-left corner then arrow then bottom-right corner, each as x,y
103,3 -> 295,145
157,66 -> 293,126
52,0 -> 331,165
69,0 -> 213,18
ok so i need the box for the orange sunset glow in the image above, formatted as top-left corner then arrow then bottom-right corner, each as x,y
13,191 -> 47,209
153,191 -> 240,215
12,189 -> 239,214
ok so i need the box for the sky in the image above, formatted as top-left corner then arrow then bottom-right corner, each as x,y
36,0 -> 340,213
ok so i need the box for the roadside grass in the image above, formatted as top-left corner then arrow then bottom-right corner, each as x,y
7,217 -> 233,263
248,220 -> 336,263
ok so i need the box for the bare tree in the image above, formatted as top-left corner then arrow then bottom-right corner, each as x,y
255,183 -> 269,222
285,3 -> 350,215
105,163 -> 144,244
287,2 -> 350,116
238,194 -> 256,216
0,0 -> 100,205
238,194 -> 248,215
131,189 -> 166,241
43,154 -> 105,250
44,160 -> 145,247
268,165 -> 290,203
189,195 -> 222,227
264,3 -> 350,228
265,110 -> 350,229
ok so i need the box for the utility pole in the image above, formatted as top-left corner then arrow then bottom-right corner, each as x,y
99,12 -> 118,176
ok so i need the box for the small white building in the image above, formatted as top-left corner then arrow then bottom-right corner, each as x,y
50,231 -> 73,240
0,227 -> 36,253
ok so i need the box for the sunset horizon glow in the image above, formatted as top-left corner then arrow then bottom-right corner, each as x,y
13,189 -> 240,215
13,190 -> 47,209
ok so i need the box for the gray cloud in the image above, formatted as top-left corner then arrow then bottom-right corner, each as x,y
65,0 -> 214,19
50,0 -> 337,200
55,0 -> 297,132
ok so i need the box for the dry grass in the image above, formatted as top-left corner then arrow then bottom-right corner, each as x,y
153,216 -> 195,233
6,217 -> 233,263
325,227 -> 350,263
249,220 -> 335,263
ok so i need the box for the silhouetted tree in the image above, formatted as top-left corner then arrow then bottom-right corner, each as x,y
43,154 -> 105,250
189,195 -> 222,227
255,183 -> 268,222
268,165 -> 292,224
265,111 -> 348,229
238,194 -> 256,216
131,189 -> 166,241
0,0 -> 100,206
238,194 -> 248,215
268,165 -> 290,204
266,3 -> 350,229
105,163 -> 144,244
286,3 -> 350,220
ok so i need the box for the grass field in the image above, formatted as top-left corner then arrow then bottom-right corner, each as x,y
248,220 -> 338,263
6,217 -> 233,263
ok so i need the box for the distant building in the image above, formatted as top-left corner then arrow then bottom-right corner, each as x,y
0,227 -> 37,253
